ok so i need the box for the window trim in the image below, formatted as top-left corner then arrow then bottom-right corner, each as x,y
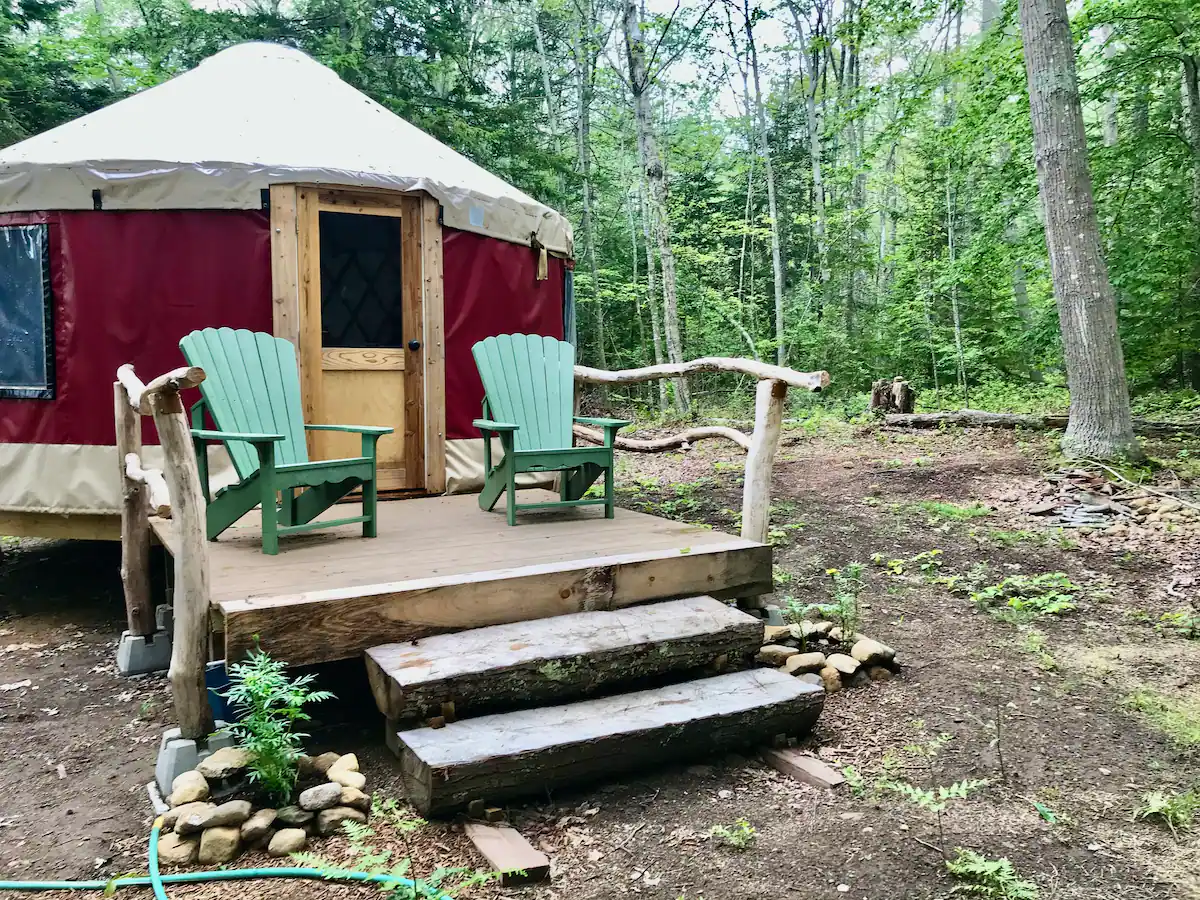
0,223 -> 54,401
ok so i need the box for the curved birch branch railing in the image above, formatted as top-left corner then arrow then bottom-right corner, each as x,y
115,363 -> 214,742
574,359 -> 830,556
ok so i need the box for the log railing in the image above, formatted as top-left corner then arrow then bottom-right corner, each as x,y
114,363 -> 214,741
574,359 -> 830,546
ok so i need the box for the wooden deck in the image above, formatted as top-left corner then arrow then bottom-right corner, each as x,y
150,491 -> 770,666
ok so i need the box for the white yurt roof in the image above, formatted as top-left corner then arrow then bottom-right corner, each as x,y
0,42 -> 572,254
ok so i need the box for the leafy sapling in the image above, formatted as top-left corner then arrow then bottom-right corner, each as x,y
945,848 -> 1039,899
222,645 -> 334,804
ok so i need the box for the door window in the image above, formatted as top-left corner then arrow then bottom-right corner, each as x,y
318,211 -> 403,348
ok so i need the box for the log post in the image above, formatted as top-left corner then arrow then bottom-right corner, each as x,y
741,378 -> 787,545
114,382 -> 154,637
148,384 -> 215,741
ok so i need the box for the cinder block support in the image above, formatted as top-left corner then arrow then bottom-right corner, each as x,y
116,630 -> 172,676
155,721 -> 233,796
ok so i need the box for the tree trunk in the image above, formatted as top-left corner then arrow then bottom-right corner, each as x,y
640,182 -> 669,413
1018,0 -> 1139,459
1182,54 -> 1200,388
570,2 -> 609,401
789,4 -> 831,320
1100,26 -> 1119,147
624,0 -> 689,413
743,0 -> 787,365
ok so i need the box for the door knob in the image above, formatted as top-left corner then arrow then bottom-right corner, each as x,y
407,339 -> 421,352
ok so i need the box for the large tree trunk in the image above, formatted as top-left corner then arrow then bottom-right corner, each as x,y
1018,0 -> 1139,460
640,182 -> 669,413
1182,54 -> 1200,388
743,0 -> 787,365
624,0 -> 689,413
789,4 -> 831,320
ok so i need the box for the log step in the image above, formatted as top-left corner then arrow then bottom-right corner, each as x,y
366,595 -> 762,722
395,669 -> 824,815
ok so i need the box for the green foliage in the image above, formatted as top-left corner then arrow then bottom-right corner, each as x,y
710,819 -> 757,849
1124,691 -> 1200,747
295,797 -> 496,897
1018,629 -> 1056,671
970,574 -> 1080,623
1157,609 -> 1200,641
880,777 -> 990,815
222,646 -> 333,805
798,563 -> 866,637
912,501 -> 991,521
1135,789 -> 1198,838
841,765 -> 866,798
945,848 -> 1039,899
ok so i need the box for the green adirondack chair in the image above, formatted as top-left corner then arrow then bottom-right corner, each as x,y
472,334 -> 630,525
179,327 -> 393,554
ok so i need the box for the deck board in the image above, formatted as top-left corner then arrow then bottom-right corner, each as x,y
150,491 -> 771,666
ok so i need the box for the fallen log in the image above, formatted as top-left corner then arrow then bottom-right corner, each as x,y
573,423 -> 751,452
884,410 -> 1200,436
575,358 -> 829,392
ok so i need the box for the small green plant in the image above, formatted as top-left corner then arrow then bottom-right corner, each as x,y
879,732 -> 988,857
773,566 -> 795,588
1124,691 -> 1200,747
1157,608 -> 1200,640
710,819 -> 757,849
296,797 -> 496,897
800,563 -> 865,637
1135,789 -> 1198,838
871,552 -> 906,575
970,573 -> 1080,623
1018,629 -> 1056,670
911,548 -> 944,575
223,645 -> 334,804
842,765 -> 866,798
945,848 -> 1039,899
912,500 -> 991,521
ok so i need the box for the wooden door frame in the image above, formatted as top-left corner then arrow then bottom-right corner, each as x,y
268,183 -> 446,494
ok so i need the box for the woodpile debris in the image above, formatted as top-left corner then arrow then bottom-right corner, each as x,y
869,376 -> 915,415
1021,468 -> 1200,535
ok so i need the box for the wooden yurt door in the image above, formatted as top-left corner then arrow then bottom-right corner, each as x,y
295,189 -> 425,492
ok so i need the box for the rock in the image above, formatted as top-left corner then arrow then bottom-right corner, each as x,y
197,800 -> 253,829
156,832 -> 199,866
198,826 -> 242,865
327,767 -> 367,790
308,751 -> 342,775
1146,513 -> 1163,524
195,747 -> 253,781
783,652 -> 826,675
763,624 -> 792,643
240,809 -> 276,844
850,638 -> 895,666
331,753 -> 360,773
826,653 -> 860,676
299,782 -> 344,811
848,669 -> 872,688
685,764 -> 715,777
174,802 -> 218,835
819,666 -> 842,693
268,828 -> 308,857
756,644 -> 799,666
867,666 -> 893,682
798,673 -> 824,687
340,786 -> 371,813
1158,499 -> 1182,514
276,805 -> 314,827
167,770 -> 210,806
163,801 -> 213,833
316,806 -> 368,836
811,621 -> 834,636
790,621 -> 825,643
250,828 -> 275,850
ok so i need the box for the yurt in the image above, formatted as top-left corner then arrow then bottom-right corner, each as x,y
0,42 -> 573,539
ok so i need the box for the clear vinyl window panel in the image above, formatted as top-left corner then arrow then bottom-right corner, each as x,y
318,211 -> 404,348
0,224 -> 54,399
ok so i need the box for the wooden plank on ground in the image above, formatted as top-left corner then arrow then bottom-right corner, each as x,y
762,747 -> 845,789
464,824 -> 549,886
366,596 -> 762,721
219,540 -> 769,666
395,670 -> 825,815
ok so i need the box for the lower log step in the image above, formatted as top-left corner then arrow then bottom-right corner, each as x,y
394,669 -> 824,815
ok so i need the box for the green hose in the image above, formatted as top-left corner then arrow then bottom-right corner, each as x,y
0,820 -> 443,897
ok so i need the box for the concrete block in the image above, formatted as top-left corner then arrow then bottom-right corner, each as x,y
155,722 -> 234,796
763,605 -> 786,626
117,630 -> 172,676
155,604 -> 174,633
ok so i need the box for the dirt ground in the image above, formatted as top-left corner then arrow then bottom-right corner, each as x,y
1,424 -> 1198,899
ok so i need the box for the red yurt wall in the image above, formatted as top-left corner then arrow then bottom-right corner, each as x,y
441,229 -> 565,441
0,210 -> 273,446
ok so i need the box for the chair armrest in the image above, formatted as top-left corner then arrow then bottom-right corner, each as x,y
191,429 -> 285,443
473,419 -> 520,432
305,424 -> 395,435
575,416 -> 633,428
